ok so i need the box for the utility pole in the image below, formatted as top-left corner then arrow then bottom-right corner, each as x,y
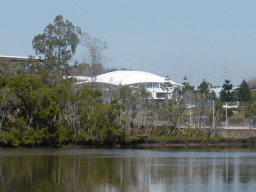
226,102 -> 228,129
213,100 -> 215,129
226,63 -> 228,80
189,69 -> 191,84
225,62 -> 228,128
165,75 -> 169,109
190,101 -> 192,126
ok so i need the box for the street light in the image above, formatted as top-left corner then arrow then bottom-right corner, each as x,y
250,116 -> 256,128
213,100 -> 215,129
190,101 -> 192,126
226,102 -> 228,129
164,76 -> 170,111
165,75 -> 171,100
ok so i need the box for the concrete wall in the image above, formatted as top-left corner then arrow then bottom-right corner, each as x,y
208,129 -> 256,139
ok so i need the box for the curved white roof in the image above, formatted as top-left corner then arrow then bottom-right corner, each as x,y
92,71 -> 181,86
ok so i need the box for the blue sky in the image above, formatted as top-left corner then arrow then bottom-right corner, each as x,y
1,0 -> 256,86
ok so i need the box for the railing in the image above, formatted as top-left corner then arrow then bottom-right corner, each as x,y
130,117 -> 256,129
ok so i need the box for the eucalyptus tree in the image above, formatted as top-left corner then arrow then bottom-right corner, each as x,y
247,76 -> 256,89
20,56 -> 39,75
79,32 -> 111,81
80,32 -> 109,66
193,80 -> 207,120
32,15 -> 80,74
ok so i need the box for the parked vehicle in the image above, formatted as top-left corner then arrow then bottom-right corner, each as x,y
223,104 -> 238,109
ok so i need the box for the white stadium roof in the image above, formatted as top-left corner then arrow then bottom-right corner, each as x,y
69,71 -> 182,86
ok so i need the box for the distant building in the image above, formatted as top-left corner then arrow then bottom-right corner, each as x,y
0,55 -> 42,63
209,86 -> 238,98
67,71 -> 182,100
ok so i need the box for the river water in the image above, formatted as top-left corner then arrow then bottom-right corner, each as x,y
1,147 -> 256,192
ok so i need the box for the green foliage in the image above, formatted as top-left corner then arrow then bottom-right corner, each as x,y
199,79 -> 209,95
210,91 -> 217,100
21,127 -> 43,146
32,15 -> 80,73
183,84 -> 194,93
75,131 -> 93,144
2,118 -> 28,146
56,121 -> 73,144
244,103 -> 256,118
218,108 -> 233,121
237,79 -> 252,103
220,79 -> 235,102
0,59 -> 21,77
20,56 -> 41,75
182,76 -> 194,93
119,85 -> 132,102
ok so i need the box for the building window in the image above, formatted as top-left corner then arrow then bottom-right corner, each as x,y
156,93 -> 166,98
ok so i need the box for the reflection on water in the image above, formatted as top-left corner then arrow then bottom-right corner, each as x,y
1,148 -> 256,192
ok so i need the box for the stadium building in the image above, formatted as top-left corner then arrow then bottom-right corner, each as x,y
69,71 -> 182,100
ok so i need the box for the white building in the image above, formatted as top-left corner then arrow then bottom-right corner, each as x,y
209,86 -> 238,98
0,55 -> 43,63
68,71 -> 182,100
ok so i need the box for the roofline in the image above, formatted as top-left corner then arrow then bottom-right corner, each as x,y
65,71 -> 183,87
0,55 -> 44,60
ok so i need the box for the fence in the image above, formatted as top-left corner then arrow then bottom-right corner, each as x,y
131,115 -> 256,129
177,116 -> 256,129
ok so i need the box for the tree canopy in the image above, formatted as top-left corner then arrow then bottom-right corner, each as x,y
198,79 -> 209,95
182,76 -> 194,93
32,15 -> 80,73
220,79 -> 235,103
237,79 -> 252,103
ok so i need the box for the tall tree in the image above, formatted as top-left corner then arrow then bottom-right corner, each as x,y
32,15 -> 80,73
247,76 -> 256,89
182,76 -> 194,93
209,91 -> 217,100
237,79 -> 252,103
198,79 -> 209,95
79,32 -> 111,76
220,79 -> 234,103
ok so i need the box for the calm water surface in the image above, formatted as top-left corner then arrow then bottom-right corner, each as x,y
1,147 -> 256,192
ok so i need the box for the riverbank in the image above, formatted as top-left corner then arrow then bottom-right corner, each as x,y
2,139 -> 256,149
2,126 -> 256,149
